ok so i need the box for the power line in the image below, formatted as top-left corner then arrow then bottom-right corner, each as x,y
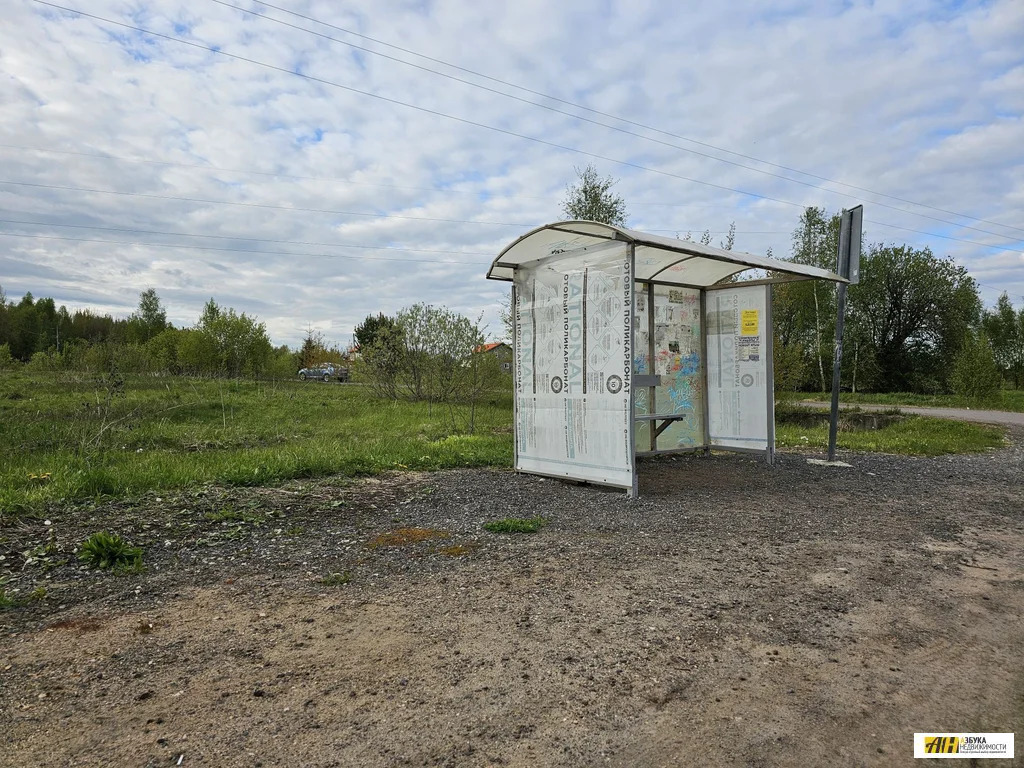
27,3 -> 848,217
4,176 -> 1020,257
21,3 -> 1024,258
0,216 -> 787,241
0,217 -> 495,255
0,179 -> 529,227
863,219 -> 1023,254
0,143 -> 747,211
0,143 -> 551,202
218,0 -> 1024,237
0,231 -> 487,265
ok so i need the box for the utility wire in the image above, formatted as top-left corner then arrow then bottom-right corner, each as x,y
22,3 -> 1024,258
0,143 -> 551,202
0,232 -> 486,265
0,179 -> 529,228
3,176 -> 1019,256
0,217 -> 495,255
0,216 -> 784,240
220,0 -> 1024,236
0,143 -> 755,210
862,219 -> 1022,254
27,3 -> 858,218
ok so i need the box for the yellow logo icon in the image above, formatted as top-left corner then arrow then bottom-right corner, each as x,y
924,736 -> 961,754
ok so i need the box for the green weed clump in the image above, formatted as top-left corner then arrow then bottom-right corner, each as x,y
78,531 -> 143,571
483,516 -> 547,534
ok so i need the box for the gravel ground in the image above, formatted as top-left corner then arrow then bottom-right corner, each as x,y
2,434 -> 1023,767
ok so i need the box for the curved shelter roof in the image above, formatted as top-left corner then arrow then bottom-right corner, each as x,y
487,221 -> 846,287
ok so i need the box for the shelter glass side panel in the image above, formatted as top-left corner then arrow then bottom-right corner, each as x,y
652,285 -> 704,450
513,243 -> 634,489
705,284 -> 770,451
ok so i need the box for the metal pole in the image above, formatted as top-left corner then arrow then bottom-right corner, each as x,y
827,211 -> 852,462
827,283 -> 847,461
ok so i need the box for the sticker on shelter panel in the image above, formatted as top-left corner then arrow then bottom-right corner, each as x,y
914,733 -> 1014,758
740,308 -> 759,336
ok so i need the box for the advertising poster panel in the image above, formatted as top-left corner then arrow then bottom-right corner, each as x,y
705,284 -> 772,452
513,243 -> 634,489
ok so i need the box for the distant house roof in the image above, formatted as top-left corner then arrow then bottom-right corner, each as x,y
474,342 -> 509,354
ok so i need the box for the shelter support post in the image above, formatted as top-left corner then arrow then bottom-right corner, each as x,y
628,243 -> 638,498
765,284 -> 775,466
647,282 -> 656,452
700,289 -> 711,456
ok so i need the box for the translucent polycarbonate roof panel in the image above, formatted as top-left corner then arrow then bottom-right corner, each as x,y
487,221 -> 847,287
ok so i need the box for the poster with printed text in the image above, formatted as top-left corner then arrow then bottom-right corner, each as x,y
705,284 -> 772,452
513,242 -> 634,489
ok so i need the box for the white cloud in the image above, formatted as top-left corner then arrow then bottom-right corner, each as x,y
1,0 -> 1022,348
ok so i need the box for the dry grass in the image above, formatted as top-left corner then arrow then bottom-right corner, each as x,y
435,543 -> 479,557
366,527 -> 450,548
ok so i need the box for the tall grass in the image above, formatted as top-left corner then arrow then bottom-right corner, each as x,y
775,414 -> 1006,456
777,389 -> 1024,413
0,372 -> 512,515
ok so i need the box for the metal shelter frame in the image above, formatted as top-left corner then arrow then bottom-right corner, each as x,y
487,221 -> 848,496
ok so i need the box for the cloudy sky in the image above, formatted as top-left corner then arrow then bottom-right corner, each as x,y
1,0 -> 1022,348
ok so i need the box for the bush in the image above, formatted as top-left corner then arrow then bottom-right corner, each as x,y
950,331 -> 1002,401
78,531 -> 143,570
0,343 -> 15,370
25,349 -> 61,373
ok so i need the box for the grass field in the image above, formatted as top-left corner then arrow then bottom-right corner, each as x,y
0,372 -> 512,516
778,389 -> 1024,413
775,414 -> 1006,456
0,372 -> 1010,517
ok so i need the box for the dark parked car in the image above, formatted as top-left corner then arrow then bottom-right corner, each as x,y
297,363 -> 349,382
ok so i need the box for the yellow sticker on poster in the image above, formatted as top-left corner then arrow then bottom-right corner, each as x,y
741,309 -> 759,336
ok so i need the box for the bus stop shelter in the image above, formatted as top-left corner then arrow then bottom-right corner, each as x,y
486,220 -> 847,496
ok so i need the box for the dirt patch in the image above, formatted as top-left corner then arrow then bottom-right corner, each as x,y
45,616 -> 105,634
367,527 -> 451,548
2,432 -> 1023,766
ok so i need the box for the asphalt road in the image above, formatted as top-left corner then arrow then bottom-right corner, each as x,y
798,400 -> 1024,427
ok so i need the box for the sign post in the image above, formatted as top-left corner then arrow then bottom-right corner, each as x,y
827,205 -> 862,462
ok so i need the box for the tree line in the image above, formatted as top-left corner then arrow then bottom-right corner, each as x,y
773,207 -> 1023,397
0,287 -> 292,378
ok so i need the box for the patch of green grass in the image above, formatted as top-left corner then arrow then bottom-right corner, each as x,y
320,571 -> 351,586
776,415 -> 1006,456
780,389 -> 1024,413
483,516 -> 547,534
0,372 -> 513,516
204,507 -> 264,525
0,584 -> 13,609
78,531 -> 143,571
